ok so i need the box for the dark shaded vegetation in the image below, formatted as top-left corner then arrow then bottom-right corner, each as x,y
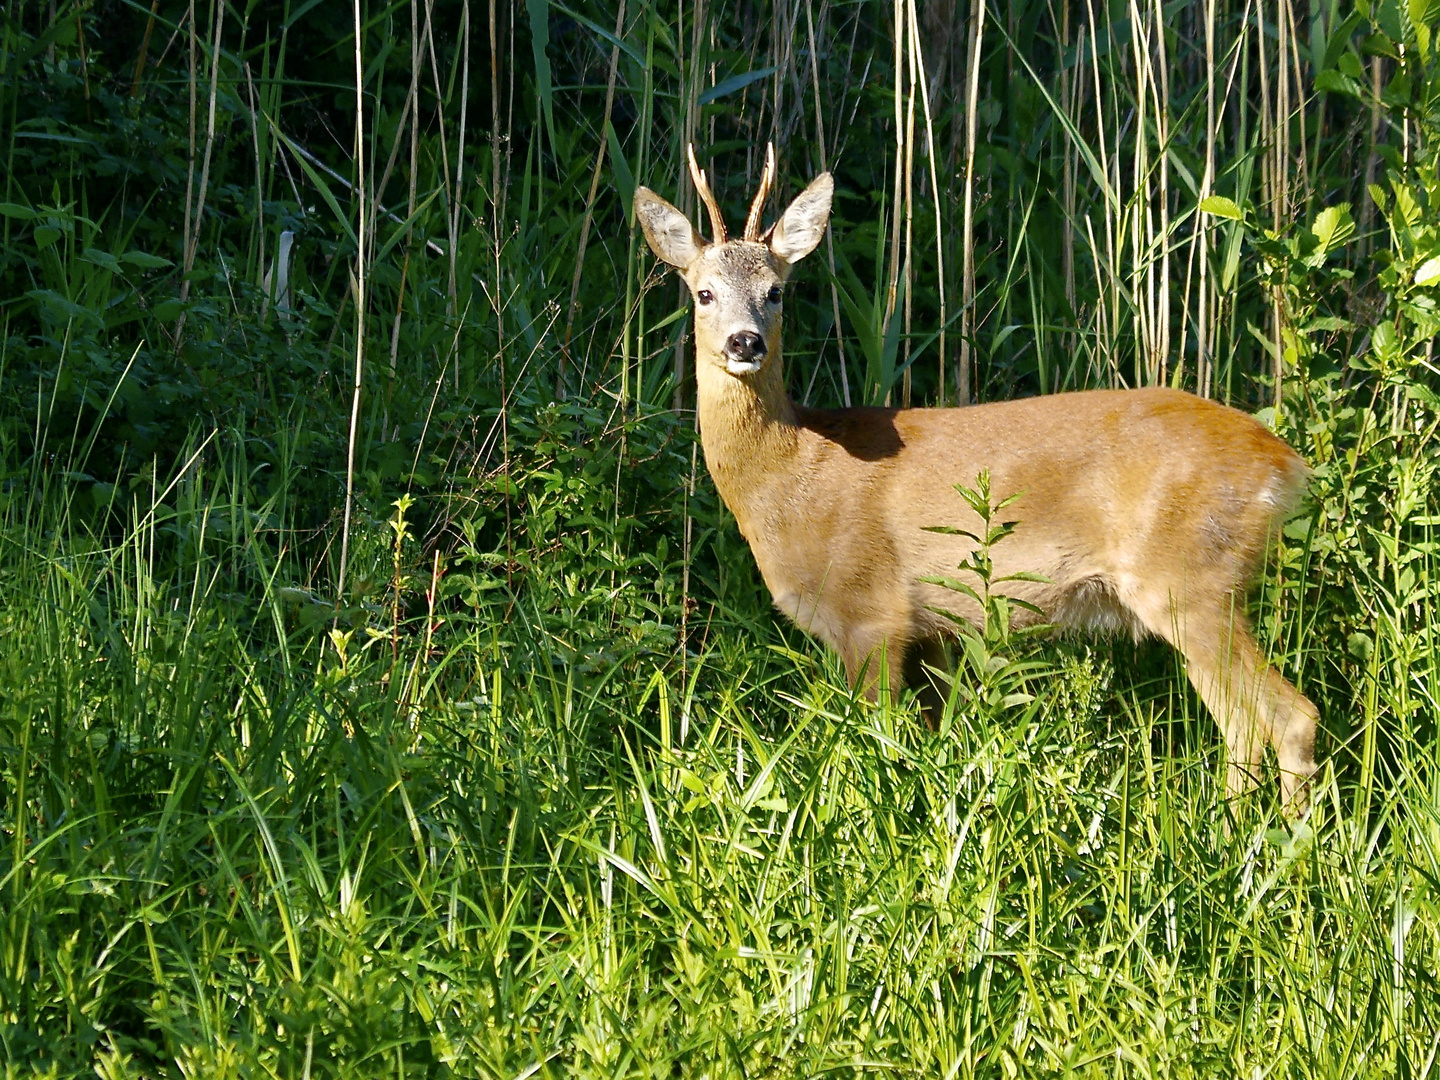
1,0 -> 1439,1074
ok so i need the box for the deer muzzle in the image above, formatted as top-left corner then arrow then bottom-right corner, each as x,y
723,331 -> 767,375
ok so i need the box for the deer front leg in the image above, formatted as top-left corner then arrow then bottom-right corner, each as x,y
839,625 -> 911,708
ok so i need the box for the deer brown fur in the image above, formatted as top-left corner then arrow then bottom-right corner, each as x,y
632,148 -> 1319,812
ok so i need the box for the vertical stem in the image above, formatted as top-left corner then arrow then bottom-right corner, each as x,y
488,0 -> 512,586
1283,0 -> 1308,205
907,0 -> 946,406
1197,0 -> 1216,397
177,0 -> 223,345
1128,0 -> 1150,386
181,0 -> 197,302
562,1 -> 626,397
339,0 -> 368,604
901,0 -> 917,408
675,0 -> 705,413
1361,54 -> 1383,256
1154,0 -> 1170,384
130,0 -> 161,96
1255,2 -> 1280,405
885,0 -> 905,407
244,60 -> 266,306
806,0 -> 852,406
1061,0 -> 1076,389
450,0 -> 471,392
389,0 -> 423,387
959,0 -> 986,405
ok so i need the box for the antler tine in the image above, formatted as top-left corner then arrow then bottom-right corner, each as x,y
687,144 -> 727,243
743,143 -> 777,241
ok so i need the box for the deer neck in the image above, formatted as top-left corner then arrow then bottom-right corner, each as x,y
694,350 -> 801,534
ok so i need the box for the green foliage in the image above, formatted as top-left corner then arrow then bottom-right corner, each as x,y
0,0 -> 1439,1074
921,470 -> 1059,724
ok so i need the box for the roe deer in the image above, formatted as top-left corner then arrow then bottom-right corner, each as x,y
633,146 -> 1319,812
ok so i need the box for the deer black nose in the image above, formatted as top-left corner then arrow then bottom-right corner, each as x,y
725,332 -> 766,363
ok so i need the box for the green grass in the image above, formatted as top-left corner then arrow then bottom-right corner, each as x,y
3,0 -> 1440,1075
2,391 -> 1438,1077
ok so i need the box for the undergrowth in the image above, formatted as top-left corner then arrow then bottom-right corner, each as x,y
2,0 -> 1439,1076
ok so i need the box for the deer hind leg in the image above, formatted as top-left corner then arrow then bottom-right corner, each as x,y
1126,587 -> 1319,813
1188,625 -> 1318,813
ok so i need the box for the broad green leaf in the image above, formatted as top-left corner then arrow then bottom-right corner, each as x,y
1415,255 -> 1440,285
1372,319 -> 1400,363
0,202 -> 36,219
1310,204 -> 1355,257
81,248 -> 122,274
1315,69 -> 1363,97
26,289 -> 101,325
1323,12 -> 1366,69
121,250 -> 173,269
1410,0 -> 1440,30
1198,195 -> 1243,220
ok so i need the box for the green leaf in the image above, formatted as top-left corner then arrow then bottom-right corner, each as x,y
275,127 -> 357,247
1410,0 -> 1440,30
990,324 -> 1023,352
1310,204 -> 1355,258
1372,319 -> 1401,364
917,575 -> 983,604
25,289 -> 102,326
1198,195 -> 1243,220
1415,255 -> 1440,285
607,121 -> 635,222
1323,12 -> 1366,69
372,186 -> 444,267
1361,32 -> 1402,58
698,67 -> 778,106
0,202 -> 36,219
527,0 -> 557,156
121,250 -> 173,269
81,248 -> 122,274
1377,0 -> 1408,42
33,225 -> 63,248
1314,69 -> 1364,97
1247,320 -> 1282,362
549,2 -> 646,65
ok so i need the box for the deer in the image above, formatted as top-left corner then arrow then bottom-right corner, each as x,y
632,145 -> 1319,813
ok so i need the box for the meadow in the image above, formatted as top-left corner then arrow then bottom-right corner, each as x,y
1,0 -> 1438,1075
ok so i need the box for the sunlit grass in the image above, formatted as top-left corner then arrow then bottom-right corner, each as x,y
1,414 -> 1436,1077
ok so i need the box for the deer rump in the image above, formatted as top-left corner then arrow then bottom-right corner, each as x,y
633,146 -> 1319,813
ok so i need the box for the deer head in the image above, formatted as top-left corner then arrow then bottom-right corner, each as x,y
632,145 -> 834,378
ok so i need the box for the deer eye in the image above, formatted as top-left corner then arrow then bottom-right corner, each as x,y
696,289 -> 714,306
766,286 -> 783,305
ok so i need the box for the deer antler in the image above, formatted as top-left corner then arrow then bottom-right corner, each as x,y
687,145 -> 727,243
744,143 -> 777,241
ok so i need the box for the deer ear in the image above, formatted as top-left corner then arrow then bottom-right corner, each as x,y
634,187 -> 706,269
768,172 -> 833,266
